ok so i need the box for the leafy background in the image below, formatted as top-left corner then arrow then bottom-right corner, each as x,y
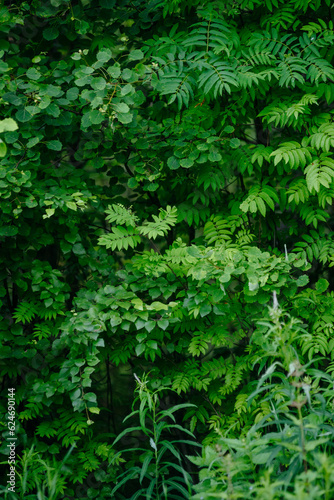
1,0 -> 334,498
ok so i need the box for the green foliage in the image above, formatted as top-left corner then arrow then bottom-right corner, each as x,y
4,445 -> 74,500
110,374 -> 199,499
1,0 -> 334,497
240,185 -> 279,216
98,205 -> 178,250
190,309 -> 334,499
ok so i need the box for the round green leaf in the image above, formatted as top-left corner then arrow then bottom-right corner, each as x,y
46,140 -> 62,151
26,68 -> 41,80
72,243 -> 86,255
43,27 -> 59,40
230,138 -> 241,149
91,77 -> 106,90
0,226 -> 18,236
167,156 -> 180,170
128,49 -> 144,61
0,118 -> 18,133
180,158 -> 194,168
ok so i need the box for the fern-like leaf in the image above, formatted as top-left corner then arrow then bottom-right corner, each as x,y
287,178 -> 309,204
306,55 -> 334,83
307,123 -> 334,152
183,19 -> 231,53
138,206 -> 177,239
105,204 -> 139,227
270,141 -> 312,169
159,73 -> 195,109
198,57 -> 238,96
33,323 -> 53,340
304,155 -> 334,193
278,56 -> 306,87
249,29 -> 297,56
98,226 -> 141,251
204,216 -> 233,245
240,185 -> 279,216
13,302 -> 38,324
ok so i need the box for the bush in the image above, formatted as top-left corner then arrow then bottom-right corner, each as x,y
1,0 -> 334,497
190,308 -> 334,499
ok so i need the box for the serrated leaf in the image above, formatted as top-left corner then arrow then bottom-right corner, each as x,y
113,103 -> 130,113
97,49 -> 112,62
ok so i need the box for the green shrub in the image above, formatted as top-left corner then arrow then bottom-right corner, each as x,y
110,373 -> 200,499
1,0 -> 334,497
190,307 -> 334,499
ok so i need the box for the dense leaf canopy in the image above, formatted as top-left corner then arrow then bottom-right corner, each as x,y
1,0 -> 334,498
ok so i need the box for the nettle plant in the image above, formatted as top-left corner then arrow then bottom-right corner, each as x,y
190,308 -> 334,500
110,373 -> 199,499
